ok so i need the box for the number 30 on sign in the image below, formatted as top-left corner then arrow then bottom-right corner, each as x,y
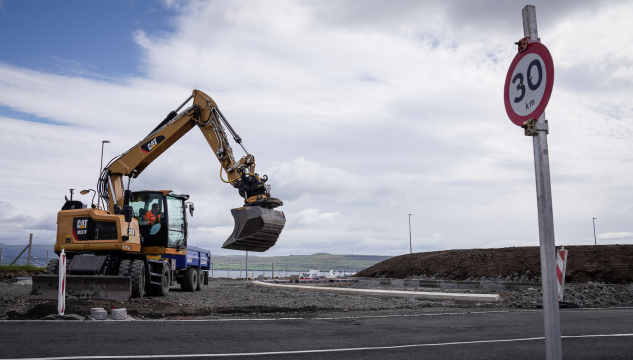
504,41 -> 554,126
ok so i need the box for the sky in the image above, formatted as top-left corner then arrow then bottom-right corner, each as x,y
0,0 -> 632,256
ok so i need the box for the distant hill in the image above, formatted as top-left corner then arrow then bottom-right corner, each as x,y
0,243 -> 55,266
0,243 -> 391,271
207,253 -> 393,272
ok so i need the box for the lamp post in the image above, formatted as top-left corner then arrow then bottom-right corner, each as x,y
593,218 -> 597,246
99,140 -> 110,208
408,214 -> 412,254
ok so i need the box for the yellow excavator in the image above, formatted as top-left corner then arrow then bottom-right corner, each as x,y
31,89 -> 286,300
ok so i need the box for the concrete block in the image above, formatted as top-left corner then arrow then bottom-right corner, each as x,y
91,308 -> 107,320
111,308 -> 127,320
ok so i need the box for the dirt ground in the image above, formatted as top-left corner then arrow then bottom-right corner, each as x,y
356,245 -> 633,284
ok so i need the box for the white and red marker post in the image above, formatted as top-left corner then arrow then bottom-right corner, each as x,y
557,247 -> 568,301
57,249 -> 67,316
505,6 -> 561,360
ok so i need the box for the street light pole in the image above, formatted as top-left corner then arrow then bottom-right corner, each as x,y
593,218 -> 597,246
99,140 -> 110,209
408,214 -> 412,254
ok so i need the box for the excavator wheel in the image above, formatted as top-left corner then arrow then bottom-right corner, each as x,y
131,260 -> 145,298
148,264 -> 170,296
118,259 -> 131,277
181,267 -> 197,292
195,268 -> 203,291
222,206 -> 286,252
45,259 -> 59,274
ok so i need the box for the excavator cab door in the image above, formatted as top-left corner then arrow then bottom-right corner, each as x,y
130,191 -> 170,247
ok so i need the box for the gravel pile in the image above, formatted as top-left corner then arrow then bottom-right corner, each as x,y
2,279 -> 632,320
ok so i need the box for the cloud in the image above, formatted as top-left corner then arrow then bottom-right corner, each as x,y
597,232 -> 633,242
0,0 -> 632,256
0,201 -> 57,244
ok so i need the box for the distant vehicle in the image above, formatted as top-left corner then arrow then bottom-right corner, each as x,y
329,270 -> 357,279
299,269 -> 321,280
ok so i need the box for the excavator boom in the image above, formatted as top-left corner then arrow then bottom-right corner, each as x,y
99,89 -> 285,252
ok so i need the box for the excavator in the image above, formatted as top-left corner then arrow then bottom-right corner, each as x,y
31,89 -> 286,300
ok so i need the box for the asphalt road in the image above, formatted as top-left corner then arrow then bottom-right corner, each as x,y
1,308 -> 632,360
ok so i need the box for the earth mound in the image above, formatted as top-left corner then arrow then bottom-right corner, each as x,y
356,245 -> 633,284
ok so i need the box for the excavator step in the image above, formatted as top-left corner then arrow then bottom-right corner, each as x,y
30,275 -> 131,302
222,206 -> 286,252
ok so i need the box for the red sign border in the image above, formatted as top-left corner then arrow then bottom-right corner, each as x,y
504,42 -> 554,126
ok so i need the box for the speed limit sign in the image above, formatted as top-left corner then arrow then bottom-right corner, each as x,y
504,41 -> 554,126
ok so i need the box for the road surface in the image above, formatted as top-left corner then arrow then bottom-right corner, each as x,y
1,307 -> 632,359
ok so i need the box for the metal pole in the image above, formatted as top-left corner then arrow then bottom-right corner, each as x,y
47,250 -> 49,265
408,214 -> 412,254
27,233 -> 33,266
593,218 -> 597,246
246,251 -> 248,280
522,5 -> 562,360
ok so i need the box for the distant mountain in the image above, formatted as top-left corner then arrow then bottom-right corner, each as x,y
0,243 -> 392,271
0,243 -> 55,257
206,253 -> 393,272
0,243 -> 55,266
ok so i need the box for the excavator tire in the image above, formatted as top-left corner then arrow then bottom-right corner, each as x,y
222,206 -> 286,252
131,260 -> 145,298
181,267 -> 197,292
118,259 -> 131,277
45,259 -> 59,274
195,268 -> 203,291
148,264 -> 170,296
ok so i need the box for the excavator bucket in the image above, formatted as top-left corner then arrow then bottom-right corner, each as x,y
222,206 -> 286,252
30,275 -> 131,302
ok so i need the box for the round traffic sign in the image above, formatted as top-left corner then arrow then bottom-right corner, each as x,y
504,42 -> 554,126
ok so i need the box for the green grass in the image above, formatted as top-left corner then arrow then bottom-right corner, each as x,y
0,264 -> 46,272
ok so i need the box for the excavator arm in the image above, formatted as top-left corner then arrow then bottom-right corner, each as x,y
98,89 -> 285,252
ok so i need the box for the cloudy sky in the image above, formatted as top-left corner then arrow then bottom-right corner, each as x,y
1,0 -> 632,256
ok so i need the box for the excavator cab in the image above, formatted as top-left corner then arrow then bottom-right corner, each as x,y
129,191 -> 188,250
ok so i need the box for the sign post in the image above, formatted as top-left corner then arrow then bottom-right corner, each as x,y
57,249 -> 67,316
504,5 -> 562,360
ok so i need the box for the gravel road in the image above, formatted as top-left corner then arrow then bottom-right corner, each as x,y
2,278 -> 632,320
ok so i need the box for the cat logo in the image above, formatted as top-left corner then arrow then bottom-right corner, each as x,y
141,135 -> 165,153
147,138 -> 158,151
128,228 -> 136,236
77,219 -> 88,229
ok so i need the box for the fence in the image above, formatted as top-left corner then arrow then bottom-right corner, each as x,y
0,233 -> 52,267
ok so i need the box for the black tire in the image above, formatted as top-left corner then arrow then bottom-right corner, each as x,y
181,267 -> 197,292
118,259 -> 131,277
148,263 -> 170,296
195,268 -> 203,291
131,259 -> 145,298
45,259 -> 59,274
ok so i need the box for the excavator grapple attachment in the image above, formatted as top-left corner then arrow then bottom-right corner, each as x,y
222,206 -> 286,252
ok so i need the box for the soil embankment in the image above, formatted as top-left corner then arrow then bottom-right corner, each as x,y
356,245 -> 633,284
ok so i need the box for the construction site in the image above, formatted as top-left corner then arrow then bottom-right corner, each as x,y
1,2 -> 633,359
